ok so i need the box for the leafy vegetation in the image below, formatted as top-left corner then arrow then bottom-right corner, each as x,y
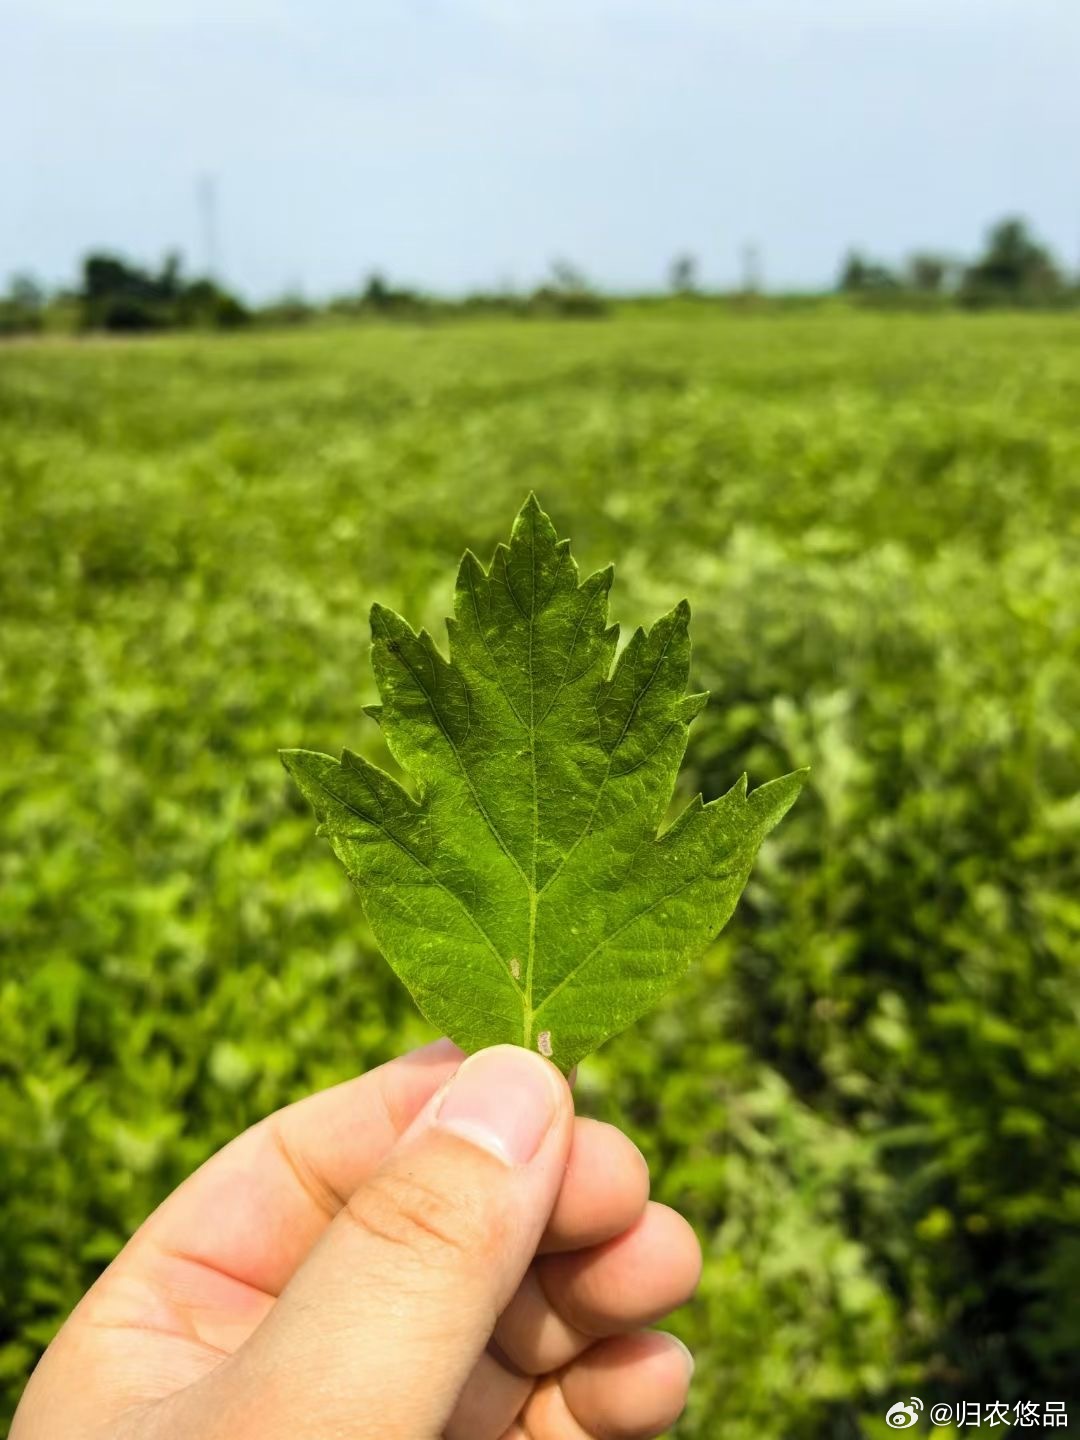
285,497 -> 803,1070
1,310 -> 1078,1435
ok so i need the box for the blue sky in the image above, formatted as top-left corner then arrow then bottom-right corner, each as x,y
3,0 -> 1078,298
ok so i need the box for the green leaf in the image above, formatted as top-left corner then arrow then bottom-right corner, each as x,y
282,496 -> 806,1071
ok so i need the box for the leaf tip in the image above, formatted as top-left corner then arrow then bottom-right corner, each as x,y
677,691 -> 709,724
746,766 -> 810,833
458,547 -> 486,582
278,747 -> 339,808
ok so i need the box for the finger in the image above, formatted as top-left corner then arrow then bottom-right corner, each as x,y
539,1119 -> 649,1255
127,1036 -> 464,1297
68,1041 -> 647,1388
184,1046 -> 575,1440
494,1267 -> 592,1377
444,1115 -> 650,1440
495,1202 -> 700,1375
559,1330 -> 694,1439
108,1102 -> 649,1372
444,1347 -> 532,1440
8,1039 -> 465,1438
125,1070 -> 645,1365
540,1202 -> 701,1338
128,1050 -> 634,1299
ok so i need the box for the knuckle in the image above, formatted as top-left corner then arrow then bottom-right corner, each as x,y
342,1165 -> 500,1267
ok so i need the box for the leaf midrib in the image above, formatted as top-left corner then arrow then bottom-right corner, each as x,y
525,520 -> 540,1045
386,541 -> 681,1054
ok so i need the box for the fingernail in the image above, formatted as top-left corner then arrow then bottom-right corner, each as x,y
435,1046 -> 561,1166
669,1335 -> 695,1378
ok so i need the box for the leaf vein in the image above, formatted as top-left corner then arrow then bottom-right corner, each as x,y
309,769 -> 522,996
382,624 -> 530,889
535,577 -> 606,730
464,559 -> 529,729
537,620 -> 682,897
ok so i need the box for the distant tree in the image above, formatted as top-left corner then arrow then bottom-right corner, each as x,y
669,253 -> 699,295
838,250 -> 898,294
81,254 -> 164,330
961,217 -> 1064,306
0,272 -> 46,336
362,272 -> 392,309
838,251 -> 866,291
79,251 -> 247,332
530,260 -> 605,318
259,291 -> 315,327
8,273 -> 45,311
549,259 -> 590,294
176,278 -> 249,329
353,271 -> 426,318
906,252 -> 953,294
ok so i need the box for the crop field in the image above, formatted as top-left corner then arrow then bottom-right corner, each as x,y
2,310 -> 1079,1435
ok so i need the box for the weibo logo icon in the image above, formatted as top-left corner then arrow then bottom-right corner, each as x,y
885,1398 -> 924,1429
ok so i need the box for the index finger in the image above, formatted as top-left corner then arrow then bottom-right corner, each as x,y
128,1036 -> 464,1296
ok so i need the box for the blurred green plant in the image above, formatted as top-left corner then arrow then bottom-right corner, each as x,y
1,310 -> 1078,1435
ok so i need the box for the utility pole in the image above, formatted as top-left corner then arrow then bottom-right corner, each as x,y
196,174 -> 219,280
740,242 -> 762,295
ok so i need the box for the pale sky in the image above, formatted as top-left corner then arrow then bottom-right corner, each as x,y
3,0 -> 1078,298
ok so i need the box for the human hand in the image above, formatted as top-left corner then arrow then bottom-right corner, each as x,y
12,1041 -> 701,1439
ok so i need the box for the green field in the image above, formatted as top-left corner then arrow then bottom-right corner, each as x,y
2,311 -> 1079,1436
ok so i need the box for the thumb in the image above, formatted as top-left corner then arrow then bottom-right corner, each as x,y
201,1045 -> 573,1440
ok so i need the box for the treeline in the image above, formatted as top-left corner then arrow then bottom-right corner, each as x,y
2,215 -> 1077,338
837,216 -> 1076,308
0,255 -> 606,338
0,254 -> 247,338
